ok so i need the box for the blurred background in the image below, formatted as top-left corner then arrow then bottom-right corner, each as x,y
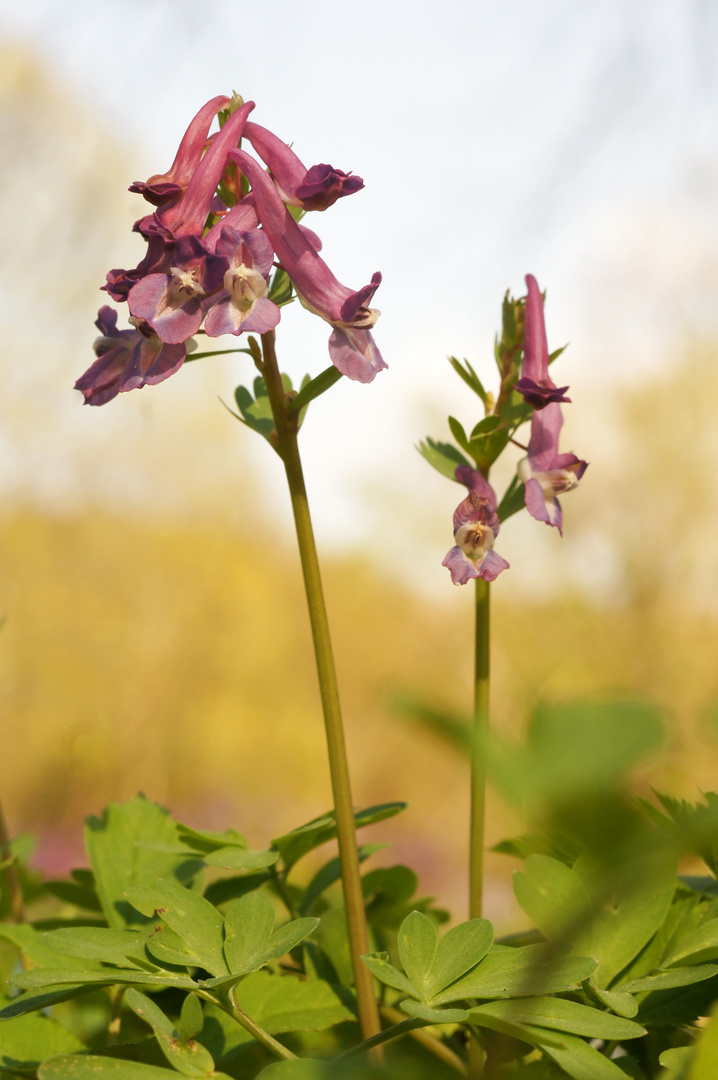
1,0 -> 718,929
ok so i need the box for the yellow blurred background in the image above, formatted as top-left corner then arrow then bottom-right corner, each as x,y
2,17 -> 718,932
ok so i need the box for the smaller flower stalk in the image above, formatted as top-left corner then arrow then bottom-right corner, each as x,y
420,275 -> 587,956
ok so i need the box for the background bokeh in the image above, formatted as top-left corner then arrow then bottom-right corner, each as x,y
1,0 -> 717,929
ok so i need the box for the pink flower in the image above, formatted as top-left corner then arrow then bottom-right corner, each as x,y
443,467 -> 510,584
515,274 -> 571,410
518,404 -> 588,534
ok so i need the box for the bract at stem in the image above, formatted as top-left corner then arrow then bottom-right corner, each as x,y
258,330 -> 382,1050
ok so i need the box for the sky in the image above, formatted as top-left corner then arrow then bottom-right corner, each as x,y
0,0 -> 717,597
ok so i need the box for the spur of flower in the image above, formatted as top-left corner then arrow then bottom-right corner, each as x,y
76,94 -> 384,404
442,467 -> 510,585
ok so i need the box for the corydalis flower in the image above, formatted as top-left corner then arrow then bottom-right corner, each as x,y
518,403 -> 588,534
244,122 -> 364,211
231,147 -> 386,383
127,235 -> 226,345
76,307 -> 187,406
515,274 -> 571,410
204,227 -> 280,337
443,467 -> 510,585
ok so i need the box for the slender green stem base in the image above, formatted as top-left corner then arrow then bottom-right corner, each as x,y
259,333 -> 382,1047
226,988 -> 297,1060
0,798 -> 23,923
469,578 -> 490,919
469,578 -> 490,1080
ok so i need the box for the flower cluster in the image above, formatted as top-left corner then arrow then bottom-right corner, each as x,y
76,96 -> 385,405
442,274 -> 587,584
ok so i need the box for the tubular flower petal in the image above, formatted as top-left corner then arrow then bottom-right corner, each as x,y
442,467 -> 509,585
127,235 -> 226,345
518,403 -> 588,535
514,274 -> 571,409
129,95 -> 230,206
163,100 -> 255,238
75,307 -> 186,406
244,122 -> 364,211
231,147 -> 386,382
204,228 -> 280,337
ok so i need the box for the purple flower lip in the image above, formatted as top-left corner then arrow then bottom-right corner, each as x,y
76,306 -> 186,406
514,376 -> 571,409
129,95 -> 230,207
203,227 -> 280,338
244,122 -> 364,211
127,235 -> 227,345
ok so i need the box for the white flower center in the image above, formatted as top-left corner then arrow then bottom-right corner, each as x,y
226,264 -> 267,313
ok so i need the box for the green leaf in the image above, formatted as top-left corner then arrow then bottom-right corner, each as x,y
496,475 -> 526,523
200,972 -> 355,1063
469,415 -> 502,439
514,851 -> 676,988
42,927 -> 150,967
0,1011 -> 83,1070
124,878 -> 228,976
397,911 -> 438,999
204,871 -> 273,907
417,438 -> 471,481
360,951 -> 416,996
468,996 -> 646,1039
204,848 -> 279,871
620,964 -> 718,992
447,416 -> 470,452
8,968 -> 198,990
514,855 -> 593,952
179,992 -> 204,1042
536,1028 -> 633,1080
313,906 -> 353,986
223,891 -> 317,976
0,923 -> 99,970
430,944 -> 596,1005
44,875 -> 103,913
39,1058 -> 231,1080
176,824 -> 247,854
84,796 -> 200,929
286,365 -> 343,417
584,980 -> 638,1018
426,918 -> 494,997
400,999 -> 469,1023
493,833 -> 580,865
486,700 -> 664,810
272,803 -> 406,872
233,384 -> 275,440
392,695 -> 471,755
0,983 -> 100,1019
126,987 -> 215,1078
448,356 -> 490,405
267,267 -> 294,307
663,919 -> 718,966
255,1063 -> 330,1080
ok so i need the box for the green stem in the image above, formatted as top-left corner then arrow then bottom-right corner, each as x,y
469,578 -> 490,1080
0,798 -> 23,923
259,331 -> 382,1047
335,1016 -> 425,1060
469,578 -> 490,919
226,987 -> 297,1060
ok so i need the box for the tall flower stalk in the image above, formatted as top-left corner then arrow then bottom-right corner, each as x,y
75,94 -> 386,1044
257,330 -> 381,1043
421,279 -> 587,922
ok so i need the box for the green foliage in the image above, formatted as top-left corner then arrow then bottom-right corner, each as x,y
271,803 -> 406,872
